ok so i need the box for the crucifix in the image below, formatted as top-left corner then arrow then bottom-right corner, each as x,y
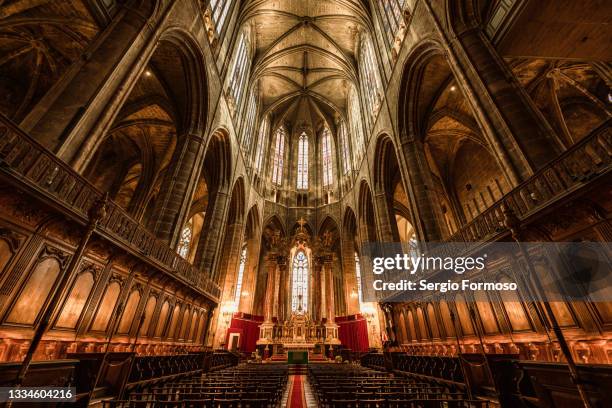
297,217 -> 307,234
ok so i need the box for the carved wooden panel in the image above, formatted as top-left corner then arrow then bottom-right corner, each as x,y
167,303 -> 181,339
5,252 -> 63,325
139,295 -> 157,336
455,295 -> 475,336
91,281 -> 121,332
55,270 -> 96,329
117,289 -> 141,334
427,303 -> 440,338
439,300 -> 455,337
154,300 -> 171,338
476,297 -> 500,335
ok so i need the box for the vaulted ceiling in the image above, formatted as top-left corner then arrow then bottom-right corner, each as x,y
242,0 -> 370,131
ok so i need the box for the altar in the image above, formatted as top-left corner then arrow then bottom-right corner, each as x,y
256,219 -> 341,355
277,311 -> 321,349
287,350 -> 308,364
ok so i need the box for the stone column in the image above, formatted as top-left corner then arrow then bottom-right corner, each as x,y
194,191 -> 230,278
325,257 -> 336,323
258,255 -> 277,347
341,237 -> 360,315
238,237 -> 261,314
22,3 -> 165,165
374,191 -> 396,242
150,133 -> 208,245
451,30 -> 563,178
273,257 -> 287,321
424,0 -> 563,181
218,221 -> 246,293
323,255 -> 340,345
400,134 -> 446,241
316,257 -> 326,322
263,256 -> 277,323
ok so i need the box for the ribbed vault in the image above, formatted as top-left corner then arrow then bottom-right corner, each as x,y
242,0 -> 370,129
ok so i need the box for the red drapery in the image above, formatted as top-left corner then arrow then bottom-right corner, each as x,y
336,314 -> 369,352
225,313 -> 263,352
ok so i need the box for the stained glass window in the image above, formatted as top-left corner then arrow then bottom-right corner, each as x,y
380,0 -> 406,46
321,127 -> 333,186
233,246 -> 247,307
349,86 -> 365,164
272,127 -> 286,185
297,132 -> 308,190
177,218 -> 193,259
291,250 -> 309,312
339,121 -> 351,175
359,36 -> 383,130
254,115 -> 269,173
210,0 -> 232,34
241,88 -> 258,151
227,31 -> 251,115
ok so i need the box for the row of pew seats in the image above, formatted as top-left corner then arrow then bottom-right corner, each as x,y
308,363 -> 489,408
102,364 -> 288,408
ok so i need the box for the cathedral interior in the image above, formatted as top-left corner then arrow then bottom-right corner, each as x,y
0,0 -> 610,407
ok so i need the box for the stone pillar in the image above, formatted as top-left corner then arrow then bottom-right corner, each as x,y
450,29 -> 563,178
325,257 -> 336,323
316,257 -> 326,322
341,237 -> 360,315
323,255 -> 340,345
194,191 -> 230,278
22,3 -> 164,165
425,0 -> 563,181
238,236 -> 261,314
374,191 -> 396,242
258,255 -> 277,347
263,256 -> 277,323
150,133 -> 208,245
222,223 -> 247,287
400,134 -> 446,241
273,257 -> 287,320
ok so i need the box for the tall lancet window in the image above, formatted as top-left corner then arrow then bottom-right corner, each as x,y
227,31 -> 251,115
233,246 -> 247,308
349,87 -> 365,163
292,250 -> 309,312
380,0 -> 406,46
254,116 -> 269,173
297,132 -> 309,189
359,35 -> 383,130
321,127 -> 333,187
210,0 -> 232,33
339,121 -> 352,175
272,127 -> 285,185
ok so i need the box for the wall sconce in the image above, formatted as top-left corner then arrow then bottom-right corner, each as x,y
361,303 -> 376,322
221,301 -> 237,326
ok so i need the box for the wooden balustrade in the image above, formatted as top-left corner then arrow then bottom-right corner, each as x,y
0,113 -> 220,301
446,123 -> 611,243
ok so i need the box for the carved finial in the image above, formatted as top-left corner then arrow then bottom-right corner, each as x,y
89,193 -> 109,226
501,202 -> 521,239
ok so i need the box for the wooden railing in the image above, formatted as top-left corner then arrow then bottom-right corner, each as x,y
0,114 -> 220,301
447,123 -> 611,243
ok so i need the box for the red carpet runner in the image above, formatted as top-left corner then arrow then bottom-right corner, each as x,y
287,375 -> 306,408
